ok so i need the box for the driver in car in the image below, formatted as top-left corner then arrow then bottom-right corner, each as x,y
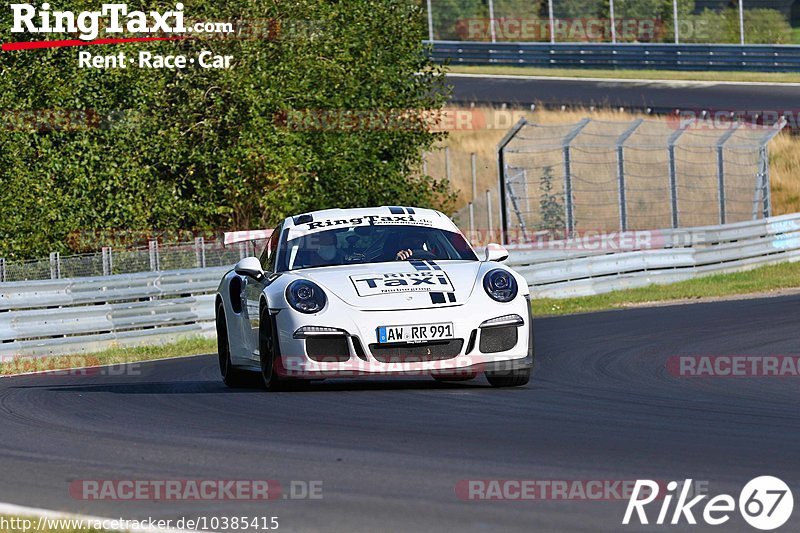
395,231 -> 428,260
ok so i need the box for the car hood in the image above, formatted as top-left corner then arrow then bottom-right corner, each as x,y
296,260 -> 482,310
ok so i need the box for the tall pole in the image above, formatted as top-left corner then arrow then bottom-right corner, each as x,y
488,0 -> 497,43
548,0 -> 555,44
426,0 -> 434,41
609,0 -> 617,43
487,190 -> 493,239
471,152 -> 477,201
673,0 -> 679,44
738,0 -> 745,45
444,146 -> 451,189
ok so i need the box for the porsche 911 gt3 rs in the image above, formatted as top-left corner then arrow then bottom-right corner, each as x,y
215,206 -> 533,390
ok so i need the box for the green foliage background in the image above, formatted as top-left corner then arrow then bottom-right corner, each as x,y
0,1 -> 452,260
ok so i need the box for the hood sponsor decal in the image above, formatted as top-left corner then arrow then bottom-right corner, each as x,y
350,271 -> 454,297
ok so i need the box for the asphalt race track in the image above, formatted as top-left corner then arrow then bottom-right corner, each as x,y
447,74 -> 800,114
0,294 -> 798,532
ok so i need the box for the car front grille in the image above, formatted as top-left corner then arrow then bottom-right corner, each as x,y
368,339 -> 464,363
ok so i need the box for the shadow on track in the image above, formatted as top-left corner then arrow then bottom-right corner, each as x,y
9,377 -> 508,394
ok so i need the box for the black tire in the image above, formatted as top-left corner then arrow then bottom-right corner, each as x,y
217,303 -> 250,388
259,306 -> 292,391
485,367 -> 531,388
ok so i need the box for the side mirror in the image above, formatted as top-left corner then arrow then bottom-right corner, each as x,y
234,257 -> 264,280
484,243 -> 509,262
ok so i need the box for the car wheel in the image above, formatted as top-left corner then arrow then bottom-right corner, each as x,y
217,303 -> 250,388
259,307 -> 287,391
485,367 -> 531,388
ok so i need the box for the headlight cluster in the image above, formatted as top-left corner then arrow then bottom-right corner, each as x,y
483,268 -> 518,302
286,280 -> 327,313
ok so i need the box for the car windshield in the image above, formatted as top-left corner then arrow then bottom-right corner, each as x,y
276,224 -> 478,271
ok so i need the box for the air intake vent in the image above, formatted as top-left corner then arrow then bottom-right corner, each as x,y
369,340 -> 464,363
479,326 -> 517,353
306,337 -> 350,362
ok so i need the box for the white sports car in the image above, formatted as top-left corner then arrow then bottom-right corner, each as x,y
215,206 -> 533,390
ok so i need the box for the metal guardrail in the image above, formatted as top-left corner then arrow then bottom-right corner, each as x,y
428,41 -> 800,71
0,267 -> 227,358
1,213 -> 798,357
507,213 -> 800,298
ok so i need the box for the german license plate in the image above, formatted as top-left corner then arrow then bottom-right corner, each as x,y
377,323 -> 454,344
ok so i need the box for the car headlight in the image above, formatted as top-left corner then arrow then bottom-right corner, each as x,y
286,280 -> 327,313
483,268 -> 518,303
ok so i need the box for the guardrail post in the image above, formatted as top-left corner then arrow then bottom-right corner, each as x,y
615,119 -> 643,232
49,252 -> 60,279
102,247 -> 113,276
716,124 -> 741,225
195,237 -> 206,268
148,240 -> 160,272
0,258 -> 5,283
562,119 -> 590,236
667,125 -> 688,228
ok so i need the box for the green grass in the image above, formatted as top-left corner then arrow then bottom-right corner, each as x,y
449,64 -> 800,84
0,336 -> 216,376
532,260 -> 800,317
792,27 -> 800,44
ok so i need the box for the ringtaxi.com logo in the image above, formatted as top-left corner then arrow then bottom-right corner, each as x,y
623,477 -> 794,530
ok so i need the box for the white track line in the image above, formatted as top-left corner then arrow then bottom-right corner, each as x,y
447,72 -> 800,88
0,501 -> 200,533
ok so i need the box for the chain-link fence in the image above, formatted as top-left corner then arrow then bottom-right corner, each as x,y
488,118 -> 784,240
0,238 -> 259,282
424,0 -> 799,45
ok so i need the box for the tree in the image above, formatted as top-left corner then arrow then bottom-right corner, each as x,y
0,0 -> 452,259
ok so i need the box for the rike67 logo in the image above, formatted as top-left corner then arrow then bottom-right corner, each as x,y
623,477 -> 793,530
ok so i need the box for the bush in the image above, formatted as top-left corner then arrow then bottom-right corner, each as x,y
678,8 -> 792,44
0,1 -> 452,260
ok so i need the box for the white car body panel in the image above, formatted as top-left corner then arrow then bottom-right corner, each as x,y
216,206 -> 534,379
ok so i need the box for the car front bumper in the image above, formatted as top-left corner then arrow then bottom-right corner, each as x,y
271,295 -> 534,378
